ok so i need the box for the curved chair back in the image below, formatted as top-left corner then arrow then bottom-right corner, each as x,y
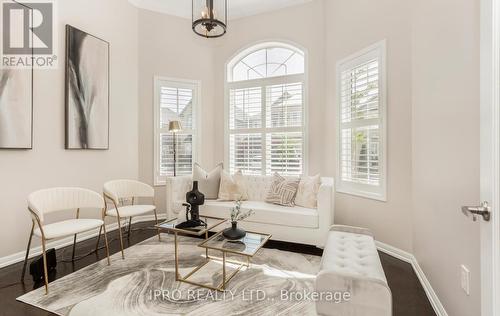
103,179 -> 154,203
28,187 -> 104,222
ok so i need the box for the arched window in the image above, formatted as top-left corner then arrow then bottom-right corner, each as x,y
226,43 -> 306,176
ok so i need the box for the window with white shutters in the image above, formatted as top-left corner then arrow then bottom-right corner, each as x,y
226,43 -> 306,176
337,41 -> 387,201
154,78 -> 199,185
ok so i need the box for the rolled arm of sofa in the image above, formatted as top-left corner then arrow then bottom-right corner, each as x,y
165,175 -> 192,220
317,177 -> 334,229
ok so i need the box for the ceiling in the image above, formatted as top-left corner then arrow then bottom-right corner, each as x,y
128,0 -> 313,20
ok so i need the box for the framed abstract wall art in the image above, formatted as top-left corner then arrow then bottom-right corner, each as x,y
65,25 -> 109,149
0,67 -> 33,149
0,2 -> 34,150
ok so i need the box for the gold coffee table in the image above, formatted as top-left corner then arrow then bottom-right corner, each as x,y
198,230 -> 272,291
156,216 -> 227,287
157,217 -> 271,291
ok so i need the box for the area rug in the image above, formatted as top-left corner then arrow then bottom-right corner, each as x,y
17,234 -> 321,315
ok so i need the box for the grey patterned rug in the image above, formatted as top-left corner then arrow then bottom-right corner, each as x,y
17,234 -> 321,315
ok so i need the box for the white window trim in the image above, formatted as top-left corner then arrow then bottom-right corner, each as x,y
153,76 -> 201,186
335,40 -> 387,201
223,42 -> 309,176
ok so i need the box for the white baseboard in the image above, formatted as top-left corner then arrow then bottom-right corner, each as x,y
376,241 -> 449,316
0,214 -> 166,269
375,240 -> 413,263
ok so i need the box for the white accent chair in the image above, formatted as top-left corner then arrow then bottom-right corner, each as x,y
102,180 -> 160,259
166,175 -> 334,247
22,187 -> 110,295
315,225 -> 392,316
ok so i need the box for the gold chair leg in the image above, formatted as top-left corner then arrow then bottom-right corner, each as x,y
71,233 -> 77,261
95,226 -> 102,252
154,209 -> 161,241
127,217 -> 132,238
41,237 -> 49,295
21,221 -> 35,281
102,224 -> 111,265
116,217 -> 125,259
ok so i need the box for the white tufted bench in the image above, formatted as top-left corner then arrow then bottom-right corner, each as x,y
315,225 -> 392,316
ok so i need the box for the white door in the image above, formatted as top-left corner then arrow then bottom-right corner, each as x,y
478,0 -> 500,315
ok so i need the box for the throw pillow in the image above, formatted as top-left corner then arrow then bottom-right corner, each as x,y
193,162 -> 223,199
295,174 -> 321,208
265,173 -> 300,207
218,170 -> 248,201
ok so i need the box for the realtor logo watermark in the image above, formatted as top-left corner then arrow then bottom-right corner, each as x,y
1,0 -> 58,68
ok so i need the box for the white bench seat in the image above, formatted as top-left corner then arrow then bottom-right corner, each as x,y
315,225 -> 392,316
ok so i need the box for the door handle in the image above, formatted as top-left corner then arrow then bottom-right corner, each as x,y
462,201 -> 491,222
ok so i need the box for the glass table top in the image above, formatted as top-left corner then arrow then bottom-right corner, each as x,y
198,231 -> 272,257
156,216 -> 227,236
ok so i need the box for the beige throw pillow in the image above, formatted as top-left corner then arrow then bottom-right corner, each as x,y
217,170 -> 248,201
295,174 -> 321,209
193,162 -> 223,199
265,173 -> 300,207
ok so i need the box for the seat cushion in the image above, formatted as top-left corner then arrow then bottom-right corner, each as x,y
106,205 -> 156,217
199,200 -> 318,228
34,219 -> 104,239
320,230 -> 387,283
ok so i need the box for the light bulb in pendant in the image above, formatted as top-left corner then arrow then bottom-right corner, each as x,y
201,7 -> 209,19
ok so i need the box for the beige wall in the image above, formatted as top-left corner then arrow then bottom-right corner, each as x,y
137,9 -> 216,213
0,0 -> 139,258
411,0 -> 481,315
324,0 -> 414,252
211,0 -> 327,176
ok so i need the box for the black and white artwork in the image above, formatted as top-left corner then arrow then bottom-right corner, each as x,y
0,68 -> 33,149
65,25 -> 109,149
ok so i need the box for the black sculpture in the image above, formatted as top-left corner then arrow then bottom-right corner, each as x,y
175,181 -> 206,229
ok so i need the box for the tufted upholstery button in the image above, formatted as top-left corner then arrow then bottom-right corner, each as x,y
316,226 -> 391,316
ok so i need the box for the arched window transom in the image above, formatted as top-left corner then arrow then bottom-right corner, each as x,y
225,42 -> 306,176
229,46 -> 304,82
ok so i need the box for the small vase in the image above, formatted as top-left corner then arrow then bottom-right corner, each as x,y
222,221 -> 246,240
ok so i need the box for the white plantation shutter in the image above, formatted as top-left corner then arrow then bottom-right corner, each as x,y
337,41 -> 387,200
229,87 -> 262,129
266,132 -> 303,175
229,133 -> 262,174
159,133 -> 193,177
266,83 -> 303,128
340,126 -> 380,185
227,79 -> 305,176
265,83 -> 303,175
227,44 -> 306,177
154,78 -> 199,185
160,87 -> 193,129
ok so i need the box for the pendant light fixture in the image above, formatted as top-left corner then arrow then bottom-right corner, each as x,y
192,0 -> 227,38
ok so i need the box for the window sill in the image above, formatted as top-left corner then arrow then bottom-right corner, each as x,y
336,187 -> 387,202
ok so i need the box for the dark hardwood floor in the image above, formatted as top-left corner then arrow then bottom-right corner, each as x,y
0,221 -> 435,316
